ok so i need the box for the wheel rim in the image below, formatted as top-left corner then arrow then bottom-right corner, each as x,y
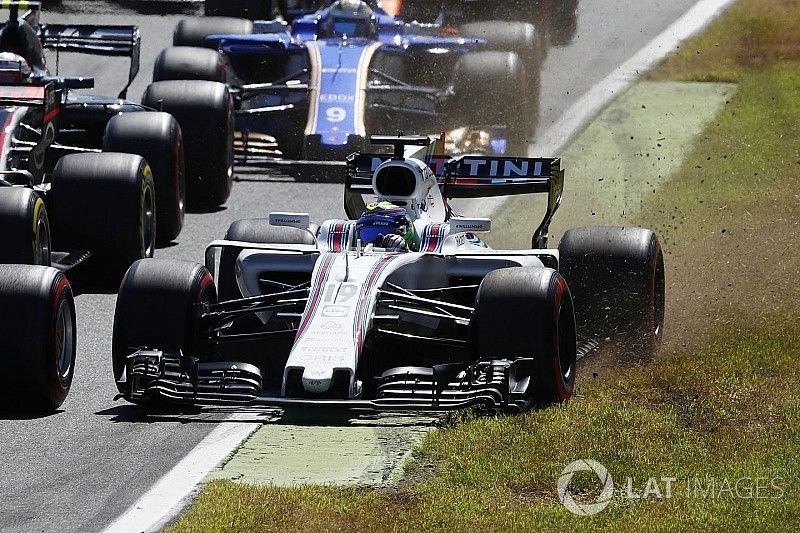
34,214 -> 51,266
55,299 -> 75,379
143,185 -> 156,257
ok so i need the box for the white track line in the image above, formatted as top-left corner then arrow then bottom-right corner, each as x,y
103,1 -> 739,531
103,416 -> 261,533
532,0 -> 740,156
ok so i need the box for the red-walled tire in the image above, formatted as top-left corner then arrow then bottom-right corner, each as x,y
0,266 -> 76,411
559,226 -> 665,363
473,266 -> 577,407
113,258 -> 217,399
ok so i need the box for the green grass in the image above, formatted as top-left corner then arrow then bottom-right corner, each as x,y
169,1 -> 800,530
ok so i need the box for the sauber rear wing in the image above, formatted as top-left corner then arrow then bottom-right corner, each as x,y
345,136 -> 564,248
39,24 -> 141,98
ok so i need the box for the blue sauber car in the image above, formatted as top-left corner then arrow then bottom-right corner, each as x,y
153,0 -> 544,176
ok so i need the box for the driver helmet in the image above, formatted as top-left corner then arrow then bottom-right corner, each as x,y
0,52 -> 31,84
321,0 -> 377,38
356,201 -> 414,247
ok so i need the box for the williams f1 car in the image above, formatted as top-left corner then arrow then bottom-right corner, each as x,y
112,135 -> 665,412
153,0 -> 543,176
0,1 -> 235,275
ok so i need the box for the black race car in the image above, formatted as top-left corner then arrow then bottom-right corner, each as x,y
0,1 -> 234,275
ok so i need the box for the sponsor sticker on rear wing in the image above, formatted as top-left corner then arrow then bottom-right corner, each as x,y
39,24 -> 141,98
0,82 -> 59,124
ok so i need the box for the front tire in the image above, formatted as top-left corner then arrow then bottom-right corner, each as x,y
173,17 -> 253,48
0,266 -> 76,411
113,258 -> 217,399
473,267 -> 577,407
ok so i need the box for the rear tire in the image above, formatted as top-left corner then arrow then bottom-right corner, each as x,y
153,46 -> 227,83
113,258 -> 217,399
0,187 -> 51,265
103,112 -> 185,243
49,153 -> 156,274
205,0 -> 273,19
451,51 -> 532,153
473,267 -> 577,407
143,80 -> 235,208
173,17 -> 253,48
0,265 -> 76,411
559,226 -> 665,363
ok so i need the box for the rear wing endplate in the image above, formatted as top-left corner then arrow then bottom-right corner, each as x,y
345,149 -> 564,249
39,24 -> 140,98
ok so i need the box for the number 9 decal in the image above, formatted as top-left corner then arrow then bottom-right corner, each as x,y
326,107 -> 347,123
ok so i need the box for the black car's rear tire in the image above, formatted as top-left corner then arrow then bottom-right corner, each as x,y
173,17 -> 253,47
113,258 -> 217,398
103,112 -> 185,244
50,153 -> 156,274
0,187 -> 51,266
0,265 -> 76,411
559,226 -> 665,363
153,46 -> 227,83
143,80 -> 234,209
473,266 -> 577,407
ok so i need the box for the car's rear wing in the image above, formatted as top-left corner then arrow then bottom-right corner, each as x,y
344,136 -> 564,248
39,24 -> 141,98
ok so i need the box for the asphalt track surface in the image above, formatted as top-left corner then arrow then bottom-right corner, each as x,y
0,1 -> 702,531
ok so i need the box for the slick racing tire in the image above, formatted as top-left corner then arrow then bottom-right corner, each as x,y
543,0 -> 579,46
113,258 -> 217,400
559,226 -> 665,363
451,51 -> 532,152
473,267 -> 577,407
173,17 -> 254,48
218,219 -> 316,301
0,187 -> 51,266
460,21 -> 538,63
143,80 -> 235,208
152,46 -> 227,83
50,153 -> 156,275
0,266 -> 76,411
205,0 -> 273,19
104,112 -> 185,244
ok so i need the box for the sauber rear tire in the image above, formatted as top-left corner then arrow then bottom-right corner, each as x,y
113,258 -> 217,399
0,266 -> 76,411
50,153 -> 156,275
173,17 -> 253,48
103,112 -> 185,243
451,51 -> 532,153
559,226 -> 665,363
143,80 -> 234,209
205,0 -> 273,19
473,267 -> 577,407
152,46 -> 227,83
0,187 -> 51,266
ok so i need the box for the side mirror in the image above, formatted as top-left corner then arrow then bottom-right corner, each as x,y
449,217 -> 491,233
269,212 -> 310,230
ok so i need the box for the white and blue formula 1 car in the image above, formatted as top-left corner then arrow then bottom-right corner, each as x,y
112,135 -> 665,412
